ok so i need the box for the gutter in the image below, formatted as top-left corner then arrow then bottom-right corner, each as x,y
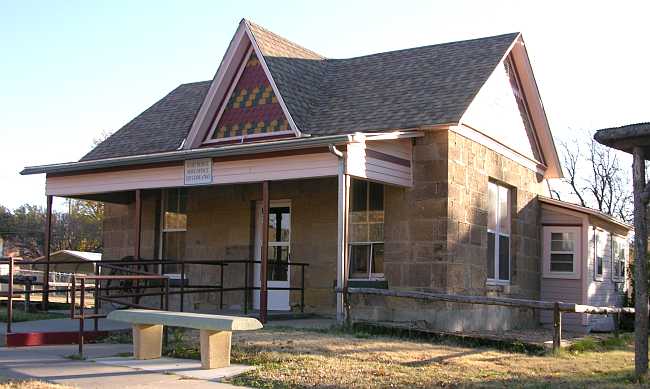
21,134 -> 352,176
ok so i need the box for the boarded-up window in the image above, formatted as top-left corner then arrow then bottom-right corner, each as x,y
161,188 -> 187,274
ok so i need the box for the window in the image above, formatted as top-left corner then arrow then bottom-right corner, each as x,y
348,179 -> 384,279
487,182 -> 510,283
612,237 -> 626,282
160,188 -> 187,274
543,226 -> 580,279
594,229 -> 605,280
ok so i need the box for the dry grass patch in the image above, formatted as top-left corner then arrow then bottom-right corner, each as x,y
0,378 -> 72,389
175,328 -> 642,389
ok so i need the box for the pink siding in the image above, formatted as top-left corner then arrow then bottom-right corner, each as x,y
46,153 -> 339,196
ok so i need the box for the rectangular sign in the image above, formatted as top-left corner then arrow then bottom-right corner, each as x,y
184,158 -> 212,186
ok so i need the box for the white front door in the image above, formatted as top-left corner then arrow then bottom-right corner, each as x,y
253,201 -> 291,311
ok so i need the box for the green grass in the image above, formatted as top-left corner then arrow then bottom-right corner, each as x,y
566,333 -> 633,354
0,308 -> 65,323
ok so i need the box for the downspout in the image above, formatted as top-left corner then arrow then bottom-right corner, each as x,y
329,145 -> 349,323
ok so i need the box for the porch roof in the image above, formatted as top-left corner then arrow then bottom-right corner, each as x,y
21,131 -> 420,176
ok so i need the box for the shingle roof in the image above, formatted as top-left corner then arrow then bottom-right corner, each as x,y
248,21 -> 518,135
81,22 -> 519,161
81,81 -> 211,161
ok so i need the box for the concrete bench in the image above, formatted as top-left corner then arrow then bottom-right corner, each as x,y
107,309 -> 262,369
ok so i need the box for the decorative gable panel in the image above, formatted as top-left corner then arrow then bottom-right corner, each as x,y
207,52 -> 290,141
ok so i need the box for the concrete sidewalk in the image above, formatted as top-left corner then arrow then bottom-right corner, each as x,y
0,344 -> 250,388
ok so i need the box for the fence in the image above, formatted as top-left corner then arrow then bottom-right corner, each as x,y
0,256 -> 309,342
338,287 -> 635,352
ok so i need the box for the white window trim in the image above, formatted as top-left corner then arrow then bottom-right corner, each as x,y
486,182 -> 511,285
348,180 -> 385,281
593,227 -> 605,282
543,226 -> 581,279
611,235 -> 626,282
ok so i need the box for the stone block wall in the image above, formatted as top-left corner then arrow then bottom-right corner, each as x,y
352,129 -> 547,332
102,178 -> 338,315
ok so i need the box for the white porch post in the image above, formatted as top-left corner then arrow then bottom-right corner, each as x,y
336,156 -> 350,322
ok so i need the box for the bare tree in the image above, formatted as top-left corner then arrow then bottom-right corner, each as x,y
554,131 -> 633,223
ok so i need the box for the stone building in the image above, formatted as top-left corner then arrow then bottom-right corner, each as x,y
22,19 -> 630,332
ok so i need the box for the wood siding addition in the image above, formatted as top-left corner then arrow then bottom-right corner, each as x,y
346,138 -> 413,187
46,152 -> 339,196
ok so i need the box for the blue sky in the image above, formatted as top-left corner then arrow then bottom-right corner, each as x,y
1,1 -> 648,209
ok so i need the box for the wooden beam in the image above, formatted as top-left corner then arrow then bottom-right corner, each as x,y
553,302 -> 562,352
260,181 -> 270,324
632,146 -> 648,377
42,195 -> 53,310
339,287 -> 635,314
134,189 -> 142,260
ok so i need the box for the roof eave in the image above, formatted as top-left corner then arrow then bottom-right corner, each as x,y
539,196 -> 633,230
21,131 -> 423,176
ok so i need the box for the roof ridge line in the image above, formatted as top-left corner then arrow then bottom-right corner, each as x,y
244,18 -> 326,60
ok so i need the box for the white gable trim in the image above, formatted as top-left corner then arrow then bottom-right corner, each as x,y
184,21 -> 251,149
203,46 -> 254,142
458,34 -> 562,179
184,20 -> 302,149
244,20 -> 301,137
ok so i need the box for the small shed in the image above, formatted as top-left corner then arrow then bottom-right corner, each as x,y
33,250 -> 101,275
539,197 -> 632,332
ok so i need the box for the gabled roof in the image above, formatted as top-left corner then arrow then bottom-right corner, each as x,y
255,24 -> 519,135
35,250 -> 102,262
81,81 -> 211,161
47,19 -> 556,174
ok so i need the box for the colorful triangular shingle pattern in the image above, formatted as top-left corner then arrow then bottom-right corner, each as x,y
211,53 -> 289,139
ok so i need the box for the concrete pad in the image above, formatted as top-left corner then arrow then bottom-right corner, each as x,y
95,356 -> 255,381
0,344 -> 251,389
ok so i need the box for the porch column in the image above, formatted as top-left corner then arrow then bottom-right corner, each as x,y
134,189 -> 142,260
42,195 -> 53,310
336,159 -> 350,322
260,181 -> 270,323
632,146 -> 648,376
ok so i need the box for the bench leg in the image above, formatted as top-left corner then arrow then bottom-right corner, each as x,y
200,330 -> 232,369
133,324 -> 163,360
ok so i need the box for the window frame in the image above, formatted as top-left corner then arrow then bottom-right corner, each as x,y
542,226 -> 581,279
611,235 -> 626,282
158,188 -> 188,277
486,181 -> 511,285
348,179 -> 385,281
593,228 -> 605,281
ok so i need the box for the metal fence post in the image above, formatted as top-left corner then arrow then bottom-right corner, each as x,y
7,257 -> 14,334
79,279 -> 85,357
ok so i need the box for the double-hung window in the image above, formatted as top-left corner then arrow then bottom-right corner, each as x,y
594,229 -> 605,281
487,182 -> 510,283
160,188 -> 187,275
348,179 -> 384,280
543,226 -> 580,279
612,236 -> 626,282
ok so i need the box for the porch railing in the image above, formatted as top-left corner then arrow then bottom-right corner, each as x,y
0,256 -> 309,337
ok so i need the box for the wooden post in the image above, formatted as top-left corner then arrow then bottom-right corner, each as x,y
553,302 -> 562,352
42,195 -> 53,310
134,189 -> 142,260
632,146 -> 648,377
260,181 -> 270,324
